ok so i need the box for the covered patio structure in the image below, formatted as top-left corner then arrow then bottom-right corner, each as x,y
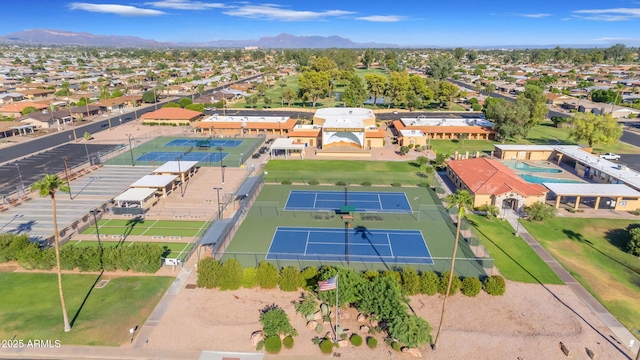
544,183 -> 640,211
129,175 -> 178,198
112,188 -> 157,215
269,138 -> 306,159
152,161 -> 198,184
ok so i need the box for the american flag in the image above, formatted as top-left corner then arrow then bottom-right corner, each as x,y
317,276 -> 337,292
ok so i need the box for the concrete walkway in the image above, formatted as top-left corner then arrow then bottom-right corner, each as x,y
503,209 -> 639,358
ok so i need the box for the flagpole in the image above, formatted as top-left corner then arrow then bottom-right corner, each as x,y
335,275 -> 339,343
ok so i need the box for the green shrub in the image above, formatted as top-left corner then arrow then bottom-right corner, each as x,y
360,181 -> 372,187
478,204 -> 500,218
630,209 -> 640,216
279,266 -> 302,292
383,269 -> 401,285
438,271 -> 461,295
391,341 -> 402,351
350,334 -> 363,346
264,335 -> 282,354
419,271 -> 438,296
281,179 -> 292,185
366,337 -> 378,349
0,234 -> 31,263
335,181 -> 347,186
388,314 -> 432,348
283,335 -> 294,349
197,258 -> 222,288
363,270 -> 379,280
319,338 -> 334,354
315,323 -> 323,333
293,293 -> 318,317
256,340 -> 264,351
417,182 -> 430,187
483,275 -> 506,295
525,201 -> 556,221
300,266 -> 318,290
260,305 -> 298,337
308,179 -> 319,185
391,182 -> 402,187
242,266 -> 257,288
218,258 -> 243,290
256,261 -> 279,289
401,267 -> 420,295
460,277 -> 482,297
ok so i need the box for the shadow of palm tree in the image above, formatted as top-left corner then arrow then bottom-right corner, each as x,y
468,219 -> 632,359
564,229 -> 639,275
70,270 -> 103,327
353,225 -> 389,270
9,220 -> 36,234
120,216 -> 145,246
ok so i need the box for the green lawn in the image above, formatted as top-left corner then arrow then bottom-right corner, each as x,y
521,218 -> 640,338
0,273 -> 172,346
429,139 -> 496,157
263,159 -> 433,185
466,214 -> 563,284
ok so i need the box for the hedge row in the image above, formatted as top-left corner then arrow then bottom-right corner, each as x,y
0,234 -> 164,273
196,258 -> 506,296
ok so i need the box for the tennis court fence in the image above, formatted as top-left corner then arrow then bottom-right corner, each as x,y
213,251 -> 494,277
263,171 -> 434,186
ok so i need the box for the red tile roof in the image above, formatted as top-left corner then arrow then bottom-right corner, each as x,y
447,158 -> 547,197
365,128 -> 386,138
140,107 -> 202,121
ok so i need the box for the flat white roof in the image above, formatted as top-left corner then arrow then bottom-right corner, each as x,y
130,175 -> 177,188
316,107 -> 373,129
399,129 -> 426,137
543,183 -> 640,197
201,115 -> 288,123
270,137 -> 306,150
153,161 -> 198,174
113,187 -> 156,202
400,117 -> 492,127
495,144 -> 555,151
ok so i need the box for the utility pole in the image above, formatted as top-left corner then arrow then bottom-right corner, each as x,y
214,187 -> 222,219
61,157 -> 72,200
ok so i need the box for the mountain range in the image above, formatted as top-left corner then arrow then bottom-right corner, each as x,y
0,29 -> 398,48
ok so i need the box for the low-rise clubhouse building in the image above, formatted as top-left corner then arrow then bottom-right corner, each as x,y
392,116 -> 494,146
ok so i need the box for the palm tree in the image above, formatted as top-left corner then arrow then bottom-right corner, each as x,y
32,174 -> 72,332
432,189 -> 474,350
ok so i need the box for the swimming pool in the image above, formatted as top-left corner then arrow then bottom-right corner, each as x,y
519,174 -> 583,184
502,161 -> 562,174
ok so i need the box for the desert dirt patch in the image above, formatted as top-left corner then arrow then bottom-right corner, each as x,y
142,274 -> 633,360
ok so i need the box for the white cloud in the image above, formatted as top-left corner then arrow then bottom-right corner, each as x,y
222,4 -> 354,21
573,8 -> 640,21
515,13 -> 551,18
145,0 -> 225,10
356,15 -> 406,22
68,2 -> 165,16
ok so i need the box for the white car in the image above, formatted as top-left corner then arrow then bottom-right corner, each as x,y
599,152 -> 621,160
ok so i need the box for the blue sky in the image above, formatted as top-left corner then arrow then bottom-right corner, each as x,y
2,0 -> 640,46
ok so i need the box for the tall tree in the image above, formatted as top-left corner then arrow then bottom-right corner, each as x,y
385,71 -> 410,108
281,87 -> 296,107
453,47 -> 465,62
570,112 -> 623,148
483,97 -> 530,141
362,48 -> 376,68
32,174 -> 72,332
365,74 -> 387,108
433,189 -> 473,350
518,84 -> 548,127
298,70 -> 330,108
341,75 -> 368,107
437,81 -> 459,110
428,55 -> 456,81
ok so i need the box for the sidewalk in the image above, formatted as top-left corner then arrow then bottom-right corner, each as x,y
503,209 -> 639,357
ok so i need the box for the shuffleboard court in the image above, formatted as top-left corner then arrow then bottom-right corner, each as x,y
164,139 -> 243,148
266,227 -> 433,264
284,190 -> 412,213
135,151 -> 228,163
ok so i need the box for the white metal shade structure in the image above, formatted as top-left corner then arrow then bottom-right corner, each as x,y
129,175 -> 178,198
112,187 -> 157,209
152,161 -> 198,184
269,138 -> 306,159
543,183 -> 640,210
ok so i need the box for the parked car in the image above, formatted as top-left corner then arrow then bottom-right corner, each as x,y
599,152 -> 621,160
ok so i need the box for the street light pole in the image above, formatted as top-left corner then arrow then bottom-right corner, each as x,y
214,187 -> 222,219
216,146 -> 225,184
61,157 -> 72,200
89,210 -> 103,269
126,134 -> 135,166
14,163 -> 25,195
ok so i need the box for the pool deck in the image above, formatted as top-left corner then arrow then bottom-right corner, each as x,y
504,159 -> 585,183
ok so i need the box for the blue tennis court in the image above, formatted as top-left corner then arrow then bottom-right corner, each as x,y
284,190 -> 412,213
164,139 -> 243,148
135,151 -> 228,162
266,227 -> 433,264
